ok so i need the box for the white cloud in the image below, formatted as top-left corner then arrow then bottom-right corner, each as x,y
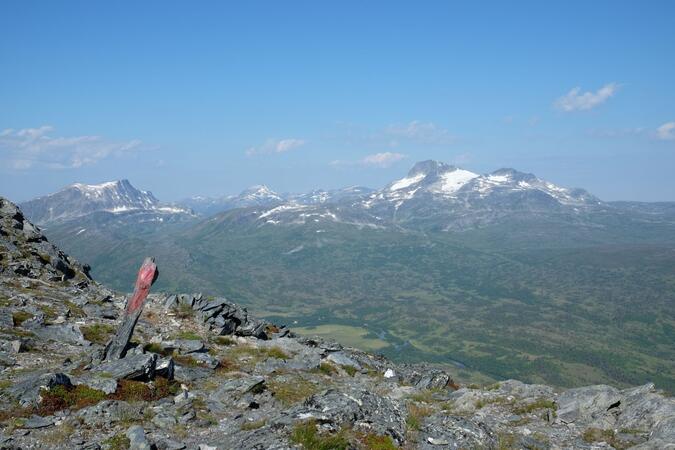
554,83 -> 619,112
0,125 -> 145,170
331,152 -> 406,169
245,138 -> 306,156
361,152 -> 406,167
656,122 -> 675,140
384,120 -> 454,145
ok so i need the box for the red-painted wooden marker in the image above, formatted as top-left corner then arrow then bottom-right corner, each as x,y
103,257 -> 158,360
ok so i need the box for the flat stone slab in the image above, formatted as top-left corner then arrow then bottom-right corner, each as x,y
91,353 -> 157,381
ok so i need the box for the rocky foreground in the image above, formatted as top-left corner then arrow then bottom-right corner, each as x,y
1,196 -> 674,450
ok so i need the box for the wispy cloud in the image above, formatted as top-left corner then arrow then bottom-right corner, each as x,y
588,127 -> 646,138
656,122 -> 675,141
0,125 -> 145,170
331,152 -> 406,169
384,120 -> 454,145
245,138 -> 306,156
554,83 -> 619,112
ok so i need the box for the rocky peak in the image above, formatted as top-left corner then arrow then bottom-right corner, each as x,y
407,160 -> 457,177
0,196 -> 91,282
19,180 -> 190,225
239,185 -> 282,201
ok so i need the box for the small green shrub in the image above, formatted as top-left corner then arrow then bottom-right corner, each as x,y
290,420 -> 349,450
315,362 -> 337,376
172,353 -> 201,367
215,357 -> 239,373
266,346 -> 290,360
360,433 -> 397,450
111,380 -> 153,402
213,336 -> 236,346
240,419 -> 266,430
582,427 -> 623,448
143,343 -> 170,356
173,330 -> 201,340
406,403 -> 433,431
175,304 -> 194,319
475,396 -> 513,409
513,398 -> 557,415
12,311 -> 33,327
112,377 -> 179,402
103,433 -> 130,450
64,300 -> 85,318
38,384 -> 107,414
341,365 -> 357,377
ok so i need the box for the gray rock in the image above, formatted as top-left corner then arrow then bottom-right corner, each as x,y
161,339 -> 205,354
22,415 -> 55,429
217,375 -> 265,396
173,365 -> 213,383
419,414 -> 497,449
156,438 -> 186,450
155,356 -> 175,380
397,363 -> 454,390
163,294 -> 178,310
33,324 -> 88,346
617,383 -> 675,432
73,374 -> 119,395
126,425 -> 153,450
152,412 -> 178,429
0,310 -> 14,327
177,294 -> 194,308
291,388 -> 407,444
0,339 -> 25,353
77,400 -> 143,427
91,353 -> 157,381
557,385 -> 621,425
325,351 -> 361,370
189,352 -> 219,369
7,372 -> 72,406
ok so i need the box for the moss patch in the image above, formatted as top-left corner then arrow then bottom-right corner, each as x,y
268,376 -> 318,406
80,323 -> 115,345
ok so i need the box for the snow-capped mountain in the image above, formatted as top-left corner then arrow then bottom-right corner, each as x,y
178,185 -> 285,216
20,180 -> 192,225
287,186 -> 375,205
241,160 -> 604,231
366,160 -> 599,209
178,185 -> 375,216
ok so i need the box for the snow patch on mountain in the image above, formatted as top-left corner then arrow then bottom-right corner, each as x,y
430,169 -> 479,195
389,173 -> 426,191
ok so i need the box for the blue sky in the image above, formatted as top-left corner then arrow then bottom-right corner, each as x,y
1,1 -> 674,202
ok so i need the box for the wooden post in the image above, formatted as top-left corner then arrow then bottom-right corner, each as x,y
103,257 -> 158,360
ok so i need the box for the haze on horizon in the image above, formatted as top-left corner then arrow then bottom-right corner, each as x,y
1,1 -> 674,203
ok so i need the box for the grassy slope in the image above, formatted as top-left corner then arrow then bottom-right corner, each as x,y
46,214 -> 675,392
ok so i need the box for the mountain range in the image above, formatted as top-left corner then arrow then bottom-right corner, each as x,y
20,160 -> 623,231
14,160 -> 675,393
